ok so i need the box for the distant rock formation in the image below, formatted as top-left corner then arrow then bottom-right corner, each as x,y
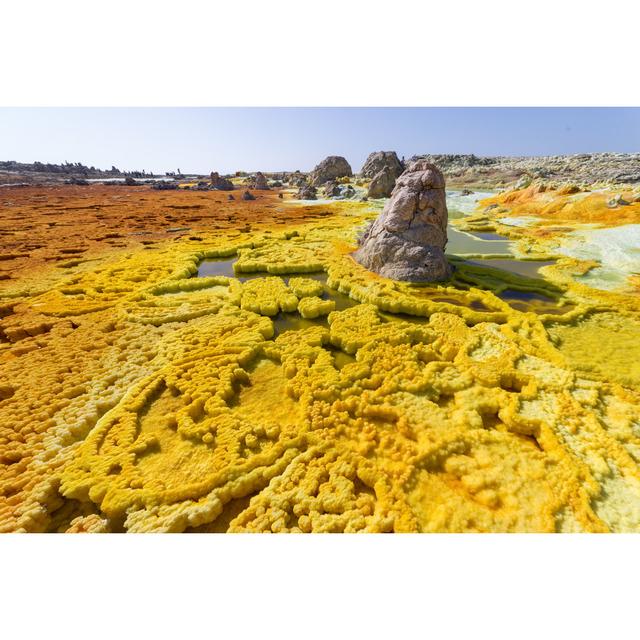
341,185 -> 356,199
406,153 -> 640,186
297,185 -> 317,200
151,182 -> 178,190
309,156 -> 352,187
354,160 -> 452,282
323,181 -> 358,200
323,181 -> 341,198
367,166 -> 397,198
252,172 -> 269,190
0,159 -> 152,180
286,172 -> 307,187
361,151 -> 404,199
210,172 -> 234,191
360,151 -> 404,180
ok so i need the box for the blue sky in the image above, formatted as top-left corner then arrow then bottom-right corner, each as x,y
1,107 -> 639,174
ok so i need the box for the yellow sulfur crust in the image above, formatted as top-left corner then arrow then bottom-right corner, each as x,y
1,189 -> 640,533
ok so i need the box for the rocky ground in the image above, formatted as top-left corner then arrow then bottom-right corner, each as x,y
0,160 -> 163,186
409,153 -> 640,188
6,152 -> 639,192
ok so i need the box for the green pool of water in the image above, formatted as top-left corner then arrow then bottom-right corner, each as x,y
197,259 -> 325,283
298,273 -> 359,311
465,258 -> 555,279
447,227 -> 512,256
197,258 -> 236,278
272,312 -> 329,335
499,289 -> 575,315
472,231 -> 510,241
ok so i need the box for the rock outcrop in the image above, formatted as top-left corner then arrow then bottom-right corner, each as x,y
360,151 -> 404,180
607,193 -> 631,208
242,190 -> 256,201
309,156 -> 352,187
151,181 -> 178,190
323,181 -> 358,200
323,182 -> 341,198
252,172 -> 269,190
367,166 -> 397,198
297,185 -> 317,200
286,172 -> 307,187
340,184 -> 356,199
407,152 -> 640,187
361,151 -> 404,198
354,160 -> 451,282
210,172 -> 234,191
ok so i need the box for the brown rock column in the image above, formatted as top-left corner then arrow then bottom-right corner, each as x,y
353,160 -> 452,281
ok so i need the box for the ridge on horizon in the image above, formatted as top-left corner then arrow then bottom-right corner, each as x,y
2,150 -> 640,180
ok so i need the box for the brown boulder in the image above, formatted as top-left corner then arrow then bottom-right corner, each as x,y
309,156 -> 352,187
252,172 -> 269,190
367,166 -> 397,198
360,151 -> 404,180
353,160 -> 451,282
210,172 -> 234,191
297,185 -> 317,200
323,181 -> 341,198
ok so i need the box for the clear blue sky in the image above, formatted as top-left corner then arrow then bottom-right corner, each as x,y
1,108 -> 639,175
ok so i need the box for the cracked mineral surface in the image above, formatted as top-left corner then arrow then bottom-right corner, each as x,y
1,180 -> 640,533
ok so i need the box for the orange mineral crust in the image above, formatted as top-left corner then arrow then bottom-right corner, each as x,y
477,182 -> 640,226
0,185 -> 339,282
2,184 -> 640,533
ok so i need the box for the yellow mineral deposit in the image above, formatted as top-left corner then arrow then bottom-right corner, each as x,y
1,183 -> 640,533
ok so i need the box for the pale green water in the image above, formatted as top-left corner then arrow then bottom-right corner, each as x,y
197,258 -> 235,278
446,190 -> 495,216
465,258 -> 555,279
447,227 -> 513,256
473,232 -> 510,241
499,289 -> 575,316
273,313 -> 328,334
557,224 -> 640,292
196,259 -> 299,282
